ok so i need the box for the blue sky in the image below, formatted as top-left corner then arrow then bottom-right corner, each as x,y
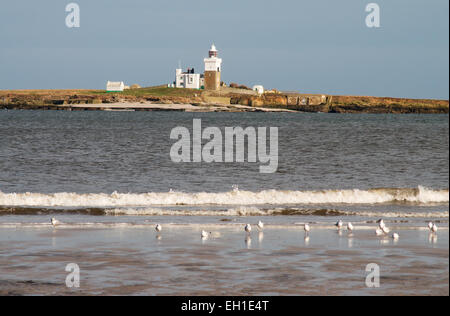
0,0 -> 448,99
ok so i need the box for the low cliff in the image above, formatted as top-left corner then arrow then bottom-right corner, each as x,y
0,88 -> 448,114
0,88 -> 203,110
229,94 -> 448,114
328,95 -> 449,114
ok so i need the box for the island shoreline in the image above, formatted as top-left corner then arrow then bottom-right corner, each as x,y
1,88 -> 448,114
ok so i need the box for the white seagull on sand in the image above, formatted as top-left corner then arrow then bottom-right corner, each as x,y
335,220 -> 343,230
392,233 -> 400,240
245,224 -> 252,234
378,219 -> 386,229
347,222 -> 354,232
50,218 -> 61,227
428,222 -> 434,231
431,223 -> 438,233
257,221 -> 264,231
375,228 -> 384,236
304,223 -> 311,234
155,224 -> 162,232
201,230 -> 209,239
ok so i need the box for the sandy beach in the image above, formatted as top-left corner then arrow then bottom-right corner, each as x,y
63,102 -> 297,112
0,224 -> 447,296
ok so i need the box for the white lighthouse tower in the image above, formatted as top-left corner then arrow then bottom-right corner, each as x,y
204,44 -> 222,90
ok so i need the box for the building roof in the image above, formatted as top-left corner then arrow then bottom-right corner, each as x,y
210,44 -> 217,52
106,81 -> 124,90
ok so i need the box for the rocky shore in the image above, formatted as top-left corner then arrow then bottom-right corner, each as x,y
0,88 -> 448,114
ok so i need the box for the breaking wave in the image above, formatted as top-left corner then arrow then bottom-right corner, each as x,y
0,186 -> 447,208
0,206 -> 448,219
105,206 -> 448,218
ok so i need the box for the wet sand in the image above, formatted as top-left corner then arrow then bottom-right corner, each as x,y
0,226 -> 448,296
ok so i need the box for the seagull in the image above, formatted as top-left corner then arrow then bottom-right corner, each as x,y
245,224 -> 252,234
375,228 -> 384,236
335,220 -> 343,230
155,224 -> 162,232
347,222 -> 354,232
377,219 -> 386,229
201,230 -> 209,239
381,225 -> 390,234
304,223 -> 311,234
431,223 -> 438,233
257,221 -> 264,231
50,218 -> 61,227
428,222 -> 434,231
392,233 -> 400,240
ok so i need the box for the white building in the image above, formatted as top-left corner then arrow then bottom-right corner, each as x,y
175,68 -> 203,89
252,85 -> 264,95
173,44 -> 222,90
106,81 -> 125,92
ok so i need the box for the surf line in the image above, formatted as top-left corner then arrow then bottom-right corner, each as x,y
170,118 -> 278,173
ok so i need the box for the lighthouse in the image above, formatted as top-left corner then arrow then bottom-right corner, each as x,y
204,44 -> 222,90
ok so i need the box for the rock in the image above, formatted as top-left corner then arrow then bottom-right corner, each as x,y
263,95 -> 288,106
249,97 -> 264,107
287,96 -> 298,106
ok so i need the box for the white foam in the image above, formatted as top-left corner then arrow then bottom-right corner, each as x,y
337,210 -> 449,219
0,186 -> 448,208
105,206 -> 449,218
105,206 -> 267,216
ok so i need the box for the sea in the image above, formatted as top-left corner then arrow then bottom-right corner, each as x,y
0,110 -> 448,225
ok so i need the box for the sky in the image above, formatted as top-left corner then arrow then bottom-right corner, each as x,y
0,0 -> 448,99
